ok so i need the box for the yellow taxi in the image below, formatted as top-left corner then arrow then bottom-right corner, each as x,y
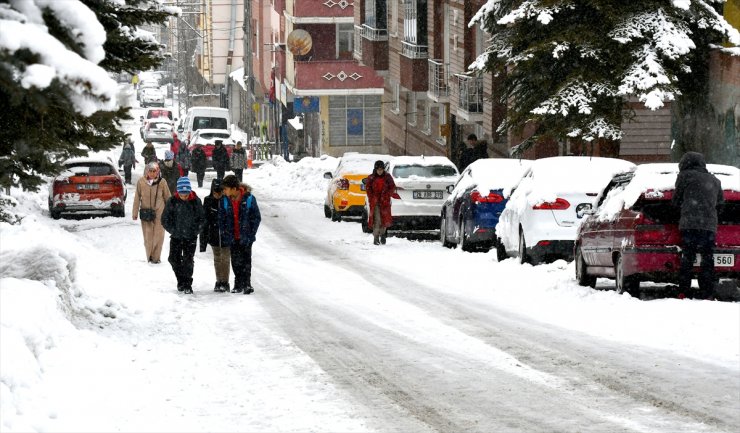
323,153 -> 391,221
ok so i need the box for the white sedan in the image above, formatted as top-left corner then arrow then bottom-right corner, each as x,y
362,156 -> 458,232
497,156 -> 635,265
140,88 -> 165,107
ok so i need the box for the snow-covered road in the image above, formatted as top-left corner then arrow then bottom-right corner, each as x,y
1,112 -> 738,432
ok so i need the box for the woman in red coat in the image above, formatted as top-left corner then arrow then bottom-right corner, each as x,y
366,160 -> 396,245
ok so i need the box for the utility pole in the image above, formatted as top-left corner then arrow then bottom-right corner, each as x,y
243,0 -> 252,150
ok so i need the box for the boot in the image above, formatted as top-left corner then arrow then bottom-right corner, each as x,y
231,285 -> 242,293
373,235 -> 380,245
243,285 -> 254,295
222,282 -> 231,293
214,282 -> 223,292
380,233 -> 387,245
183,286 -> 193,294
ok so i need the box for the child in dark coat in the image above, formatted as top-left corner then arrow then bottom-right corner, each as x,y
200,179 -> 231,292
162,177 -> 205,293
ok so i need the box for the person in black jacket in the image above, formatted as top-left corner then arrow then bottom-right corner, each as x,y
212,140 -> 230,181
200,179 -> 231,292
672,151 -> 724,299
191,143 -> 207,188
162,177 -> 205,294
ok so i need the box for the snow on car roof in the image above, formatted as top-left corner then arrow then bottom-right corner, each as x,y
531,156 -> 635,192
63,156 -> 116,167
449,158 -> 532,201
595,163 -> 740,221
336,153 -> 392,175
390,155 -> 455,167
194,129 -> 230,135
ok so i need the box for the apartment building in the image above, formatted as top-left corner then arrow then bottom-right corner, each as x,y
267,0 -> 385,157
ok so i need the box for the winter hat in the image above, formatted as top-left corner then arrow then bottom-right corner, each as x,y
374,160 -> 385,170
211,179 -> 223,193
164,150 -> 174,160
176,177 -> 191,194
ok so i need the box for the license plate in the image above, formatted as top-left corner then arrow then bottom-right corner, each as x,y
694,254 -> 735,267
77,184 -> 99,190
413,190 -> 443,199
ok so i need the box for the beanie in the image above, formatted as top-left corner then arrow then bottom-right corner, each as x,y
165,150 -> 174,160
176,177 -> 191,194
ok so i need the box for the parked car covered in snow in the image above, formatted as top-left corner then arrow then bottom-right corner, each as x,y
140,87 -> 165,107
497,156 -> 635,264
440,158 -> 532,255
574,163 -> 740,295
323,153 -> 391,222
139,108 -> 174,138
361,156 -> 458,232
48,157 -> 126,219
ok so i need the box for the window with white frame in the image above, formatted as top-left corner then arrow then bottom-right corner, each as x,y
337,23 -> 354,58
403,0 -> 427,45
365,0 -> 387,29
392,82 -> 400,113
407,91 -> 417,126
423,99 -> 431,133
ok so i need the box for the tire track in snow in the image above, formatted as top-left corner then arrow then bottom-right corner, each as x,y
252,200 -> 738,433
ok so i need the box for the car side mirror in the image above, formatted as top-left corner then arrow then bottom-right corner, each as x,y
576,203 -> 594,219
323,172 -> 333,180
445,185 -> 454,194
361,177 -> 367,185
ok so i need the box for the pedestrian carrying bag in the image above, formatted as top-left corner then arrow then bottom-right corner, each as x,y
139,181 -> 159,221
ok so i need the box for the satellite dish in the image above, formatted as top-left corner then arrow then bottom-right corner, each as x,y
287,29 -> 313,56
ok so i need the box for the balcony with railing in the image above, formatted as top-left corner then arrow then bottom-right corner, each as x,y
400,42 -> 429,92
360,24 -> 389,71
427,59 -> 449,102
456,74 -> 484,123
285,58 -> 384,93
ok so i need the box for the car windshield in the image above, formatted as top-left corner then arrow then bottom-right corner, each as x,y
198,132 -> 230,139
65,163 -> 114,176
392,164 -> 457,178
193,117 -> 228,130
147,110 -> 172,120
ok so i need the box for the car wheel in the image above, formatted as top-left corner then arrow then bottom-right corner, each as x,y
615,255 -> 639,296
518,228 -> 533,265
575,246 -> 597,288
495,237 -> 508,261
460,218 -> 476,252
324,204 -> 331,219
330,208 -> 341,222
361,208 -> 371,233
440,214 -> 454,248
50,209 -> 62,220
112,209 -> 125,218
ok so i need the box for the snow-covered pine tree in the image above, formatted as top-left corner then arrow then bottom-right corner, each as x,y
0,0 -> 174,198
470,0 -> 740,155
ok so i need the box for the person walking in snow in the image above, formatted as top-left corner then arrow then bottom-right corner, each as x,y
160,150 -> 184,197
365,160 -> 396,245
200,179 -> 231,292
170,132 -> 180,157
190,142 -> 207,188
132,161 -> 171,264
175,133 -> 191,177
672,151 -> 724,299
141,141 -> 157,165
162,177 -> 205,294
230,141 -> 248,182
218,175 -> 261,294
212,140 -> 230,181
118,140 -> 137,184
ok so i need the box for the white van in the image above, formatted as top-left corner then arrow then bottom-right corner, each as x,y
179,107 -> 231,142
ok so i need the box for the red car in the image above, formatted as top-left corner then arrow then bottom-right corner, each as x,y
186,129 -> 234,168
575,163 -> 740,295
48,157 -> 126,219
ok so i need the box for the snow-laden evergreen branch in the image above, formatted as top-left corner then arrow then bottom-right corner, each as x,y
532,80 -> 617,117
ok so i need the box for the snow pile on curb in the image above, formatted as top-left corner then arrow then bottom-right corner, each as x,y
245,155 -> 339,203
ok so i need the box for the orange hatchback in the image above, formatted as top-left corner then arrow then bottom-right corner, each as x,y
323,153 -> 391,221
48,157 -> 127,219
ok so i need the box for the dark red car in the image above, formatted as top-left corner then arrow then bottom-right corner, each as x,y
48,157 -> 127,219
186,129 -> 234,168
574,163 -> 740,295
